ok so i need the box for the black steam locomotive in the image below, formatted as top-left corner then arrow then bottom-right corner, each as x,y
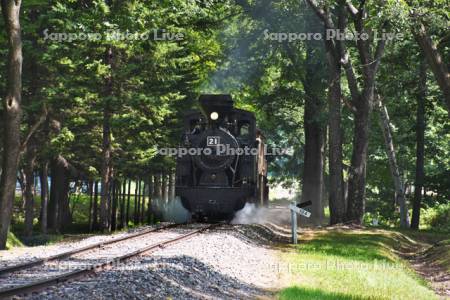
175,94 -> 269,221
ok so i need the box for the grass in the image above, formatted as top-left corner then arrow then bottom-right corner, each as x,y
277,229 -> 440,300
383,227 -> 449,272
437,239 -> 450,271
421,238 -> 450,272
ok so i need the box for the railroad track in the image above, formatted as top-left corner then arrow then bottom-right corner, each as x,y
0,224 -> 176,276
0,223 -> 218,299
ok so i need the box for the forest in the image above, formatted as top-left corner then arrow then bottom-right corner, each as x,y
0,0 -> 449,253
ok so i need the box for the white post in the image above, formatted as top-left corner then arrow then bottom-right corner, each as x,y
291,202 -> 298,244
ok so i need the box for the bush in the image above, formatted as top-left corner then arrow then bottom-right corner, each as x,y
6,231 -> 24,249
420,203 -> 450,232
363,211 -> 397,227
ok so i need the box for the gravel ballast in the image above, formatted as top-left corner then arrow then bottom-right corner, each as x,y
0,225 -> 163,269
2,224 -> 285,299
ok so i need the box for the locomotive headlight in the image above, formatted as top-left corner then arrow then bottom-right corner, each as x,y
210,112 -> 219,120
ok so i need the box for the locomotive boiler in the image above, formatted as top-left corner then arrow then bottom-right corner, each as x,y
175,94 -> 269,221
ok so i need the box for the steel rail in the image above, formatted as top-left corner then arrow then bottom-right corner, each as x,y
0,224 -> 178,276
0,224 -> 217,299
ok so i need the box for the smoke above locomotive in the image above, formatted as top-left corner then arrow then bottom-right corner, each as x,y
175,94 -> 269,221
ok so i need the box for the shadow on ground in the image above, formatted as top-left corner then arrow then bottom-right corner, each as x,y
31,255 -> 274,300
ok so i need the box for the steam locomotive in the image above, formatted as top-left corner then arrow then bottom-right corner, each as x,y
175,94 -> 269,221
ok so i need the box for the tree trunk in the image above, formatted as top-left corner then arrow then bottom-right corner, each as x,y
47,161 -> 58,231
155,174 -> 162,199
119,180 -> 126,229
414,23 -> 450,116
411,61 -> 427,229
111,180 -> 117,231
48,155 -> 72,232
376,96 -> 409,228
17,170 -> 25,208
58,174 -> 71,231
168,173 -> 175,200
39,163 -> 49,234
0,0 -> 23,250
33,172 -> 38,197
91,181 -> 99,231
335,2 -> 386,225
162,173 -> 168,202
99,107 -> 112,231
322,138 -> 328,216
87,181 -> 93,230
147,176 -> 153,223
346,91 -> 372,224
302,93 -> 325,225
299,42 -> 327,225
23,143 -> 37,236
149,175 -> 154,198
325,43 -> 345,225
140,181 -> 146,222
133,180 -> 139,224
107,176 -> 114,230
126,179 -> 131,226
99,47 -> 113,232
138,179 -> 143,223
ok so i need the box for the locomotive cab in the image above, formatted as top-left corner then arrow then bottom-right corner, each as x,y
175,94 -> 268,221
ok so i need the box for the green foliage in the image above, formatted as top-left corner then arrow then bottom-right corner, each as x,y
10,0 -> 232,180
198,0 -> 331,185
362,0 -> 450,223
420,203 -> 450,232
6,231 -> 24,250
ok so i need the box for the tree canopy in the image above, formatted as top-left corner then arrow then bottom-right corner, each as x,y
0,0 -> 449,249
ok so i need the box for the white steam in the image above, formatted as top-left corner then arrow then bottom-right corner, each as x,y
151,196 -> 191,224
231,203 -> 291,225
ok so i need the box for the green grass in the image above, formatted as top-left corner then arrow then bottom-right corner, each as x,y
6,231 -> 24,249
278,229 -> 439,300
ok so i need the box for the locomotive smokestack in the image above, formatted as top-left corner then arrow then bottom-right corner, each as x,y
199,94 -> 234,121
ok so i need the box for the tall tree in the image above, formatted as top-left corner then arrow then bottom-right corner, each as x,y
0,0 -> 23,249
376,95 -> 409,228
411,61 -> 427,229
307,0 -> 389,223
319,0 -> 346,224
343,2 -> 387,224
300,43 -> 327,225
99,47 -> 114,232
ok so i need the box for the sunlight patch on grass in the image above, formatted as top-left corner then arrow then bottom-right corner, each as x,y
278,229 -> 438,300
6,231 -> 24,250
